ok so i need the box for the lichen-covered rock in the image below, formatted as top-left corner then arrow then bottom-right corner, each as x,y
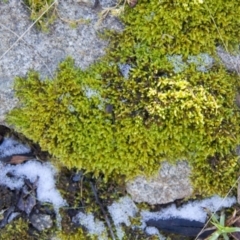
126,161 -> 193,205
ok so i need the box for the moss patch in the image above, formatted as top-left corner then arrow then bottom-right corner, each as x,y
7,0 -> 240,197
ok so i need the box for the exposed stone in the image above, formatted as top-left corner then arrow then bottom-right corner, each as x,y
126,161 -> 193,205
217,46 -> 240,75
7,212 -> 20,223
30,213 -> 53,231
71,170 -> 83,182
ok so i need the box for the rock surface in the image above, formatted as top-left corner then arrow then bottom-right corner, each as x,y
0,0 -> 122,124
217,46 -> 240,75
30,213 -> 53,231
126,161 -> 193,205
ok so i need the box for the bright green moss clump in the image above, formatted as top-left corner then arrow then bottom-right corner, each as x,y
7,57 -> 240,195
7,0 -> 240,196
107,0 -> 240,60
7,58 -> 162,179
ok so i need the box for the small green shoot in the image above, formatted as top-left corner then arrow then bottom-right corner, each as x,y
206,211 -> 240,240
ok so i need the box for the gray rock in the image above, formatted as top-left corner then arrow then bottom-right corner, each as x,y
216,46 -> 240,74
72,170 -> 83,182
0,0 -> 123,124
126,161 -> 193,205
30,213 -> 53,231
7,212 -> 20,223
118,63 -> 132,79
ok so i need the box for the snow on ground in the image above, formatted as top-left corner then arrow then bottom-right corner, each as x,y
108,196 -> 138,239
0,160 -> 67,209
0,137 -> 237,238
105,195 -> 236,239
0,137 -> 67,227
108,196 -> 138,227
0,137 -> 31,157
72,212 -> 107,239
141,195 -> 237,223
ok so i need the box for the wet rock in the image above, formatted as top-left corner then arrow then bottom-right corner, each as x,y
126,161 -> 193,205
30,213 -> 53,231
17,180 -> 37,215
7,212 -> 20,223
72,170 -> 83,182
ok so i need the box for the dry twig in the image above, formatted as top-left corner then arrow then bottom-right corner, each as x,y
90,181 -> 116,240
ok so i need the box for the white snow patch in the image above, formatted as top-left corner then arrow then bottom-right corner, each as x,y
0,137 -> 67,228
141,195 -> 236,223
145,226 -> 159,235
0,137 -> 31,158
108,196 -> 138,227
0,160 -> 66,208
115,226 -> 125,240
72,212 -> 107,238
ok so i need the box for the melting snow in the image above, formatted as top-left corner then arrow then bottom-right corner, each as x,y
0,137 -> 67,227
108,196 -> 138,227
73,212 -> 106,237
141,195 -> 236,223
0,160 -> 66,208
0,137 -> 237,238
0,137 -> 31,158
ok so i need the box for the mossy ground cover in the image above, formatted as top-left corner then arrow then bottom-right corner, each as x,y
4,0 -> 240,239
7,0 -> 240,197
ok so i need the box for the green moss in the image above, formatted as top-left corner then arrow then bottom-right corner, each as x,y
7,58 -> 160,180
7,0 -> 240,196
0,218 -> 55,240
0,218 -> 30,240
108,0 -> 240,61
57,229 -> 91,240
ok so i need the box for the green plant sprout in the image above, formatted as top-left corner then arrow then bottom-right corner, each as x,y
206,210 -> 240,240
